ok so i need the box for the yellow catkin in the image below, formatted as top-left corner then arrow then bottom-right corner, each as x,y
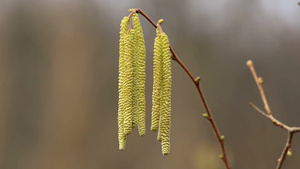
118,16 -> 129,150
131,28 -> 138,129
118,15 -> 171,154
155,33 -> 162,142
123,29 -> 136,136
133,13 -> 146,136
160,32 -> 172,155
151,29 -> 163,132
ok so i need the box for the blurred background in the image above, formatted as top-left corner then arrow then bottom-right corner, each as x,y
0,0 -> 300,168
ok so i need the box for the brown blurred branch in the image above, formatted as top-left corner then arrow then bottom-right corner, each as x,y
170,47 -> 230,169
129,8 -> 231,169
247,60 -> 300,169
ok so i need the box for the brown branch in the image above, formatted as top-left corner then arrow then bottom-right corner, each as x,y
247,60 -> 300,169
133,8 -> 231,169
277,132 -> 293,169
170,46 -> 230,169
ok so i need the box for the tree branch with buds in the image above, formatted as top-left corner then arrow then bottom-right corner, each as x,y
247,60 -> 300,169
121,8 -> 231,169
136,8 -> 230,169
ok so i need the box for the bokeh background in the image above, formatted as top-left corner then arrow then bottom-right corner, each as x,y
1,0 -> 300,169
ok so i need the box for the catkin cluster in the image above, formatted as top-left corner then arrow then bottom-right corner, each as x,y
118,14 -> 146,151
151,26 -> 172,155
118,13 -> 172,155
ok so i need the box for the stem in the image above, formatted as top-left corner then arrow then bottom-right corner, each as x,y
134,8 -> 231,169
276,132 -> 293,169
247,62 -> 272,115
171,46 -> 230,169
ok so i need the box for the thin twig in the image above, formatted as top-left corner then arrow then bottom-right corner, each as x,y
249,103 -> 270,119
247,60 -> 300,169
133,8 -> 231,169
171,47 -> 230,169
277,132 -> 293,169
247,61 -> 272,115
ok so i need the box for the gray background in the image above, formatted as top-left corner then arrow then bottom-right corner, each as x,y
0,0 -> 300,168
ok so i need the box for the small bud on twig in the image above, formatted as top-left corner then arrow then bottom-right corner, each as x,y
221,135 -> 225,141
195,76 -> 200,85
246,60 -> 253,67
158,19 -> 164,25
129,8 -> 135,12
203,113 -> 209,119
219,154 -> 224,159
287,150 -> 292,157
258,77 -> 263,85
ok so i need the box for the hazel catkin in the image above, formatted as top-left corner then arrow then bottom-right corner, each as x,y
151,27 -> 172,155
118,13 -> 172,155
160,32 -> 172,155
118,16 -> 130,150
132,13 -> 146,136
151,30 -> 163,132
123,29 -> 137,136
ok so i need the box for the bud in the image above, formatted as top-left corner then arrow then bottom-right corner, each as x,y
221,135 -> 225,141
246,60 -> 253,66
258,77 -> 263,85
195,77 -> 200,84
203,113 -> 209,119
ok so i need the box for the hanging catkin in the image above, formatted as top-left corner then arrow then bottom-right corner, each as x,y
151,29 -> 163,132
118,13 -> 147,151
118,13 -> 172,155
131,28 -> 138,130
122,29 -> 137,136
151,26 -> 172,155
118,16 -> 129,150
132,13 -> 146,136
160,32 -> 172,155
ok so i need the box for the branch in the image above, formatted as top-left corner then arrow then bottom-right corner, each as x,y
171,45 -> 231,169
132,8 -> 231,169
247,60 -> 300,169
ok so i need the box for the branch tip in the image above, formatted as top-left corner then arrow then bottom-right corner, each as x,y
246,60 -> 253,67
128,8 -> 135,12
158,19 -> 164,25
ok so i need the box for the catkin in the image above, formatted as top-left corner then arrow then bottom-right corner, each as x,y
133,13 -> 146,136
118,14 -> 172,155
118,16 -> 129,150
131,28 -> 138,129
123,29 -> 136,136
151,29 -> 163,132
160,32 -> 172,155
151,29 -> 172,155
152,30 -> 172,155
